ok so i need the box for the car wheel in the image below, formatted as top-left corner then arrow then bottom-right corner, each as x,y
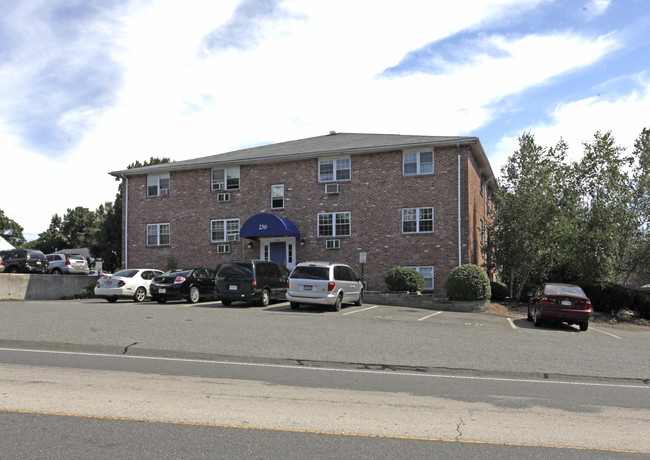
534,308 -> 542,327
52,268 -> 62,275
332,294 -> 342,312
258,289 -> 270,307
133,287 -> 146,303
9,267 -> 18,273
354,290 -> 363,306
527,306 -> 533,321
187,286 -> 200,304
106,296 -> 118,303
290,302 -> 300,310
579,321 -> 589,331
221,299 -> 232,306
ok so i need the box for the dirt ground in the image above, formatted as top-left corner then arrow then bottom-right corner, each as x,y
486,302 -> 650,329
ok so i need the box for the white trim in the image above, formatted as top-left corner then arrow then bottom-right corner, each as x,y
259,237 -> 297,269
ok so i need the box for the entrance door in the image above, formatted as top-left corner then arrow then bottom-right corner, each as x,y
269,242 -> 286,265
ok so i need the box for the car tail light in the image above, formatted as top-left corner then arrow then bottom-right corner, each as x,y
117,280 -> 125,287
95,280 -> 100,287
328,281 -> 335,291
252,277 -> 257,288
174,277 -> 186,284
65,257 -> 71,265
286,280 -> 290,289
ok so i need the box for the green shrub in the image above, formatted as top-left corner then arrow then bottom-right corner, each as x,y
384,267 -> 425,292
445,264 -> 491,301
490,281 -> 508,301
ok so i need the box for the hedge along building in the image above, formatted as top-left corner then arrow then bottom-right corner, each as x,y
109,132 -> 496,297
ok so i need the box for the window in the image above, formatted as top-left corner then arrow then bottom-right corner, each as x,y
271,184 -> 284,209
406,266 -> 434,291
212,167 -> 240,191
147,174 -> 170,197
403,151 -> 433,175
211,219 -> 240,242
319,157 -> 351,182
147,223 -> 170,246
402,207 -> 434,233
318,212 -> 351,237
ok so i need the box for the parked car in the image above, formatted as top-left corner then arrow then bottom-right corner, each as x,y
94,268 -> 163,302
150,268 -> 217,304
0,249 -> 48,274
215,260 -> 290,307
527,283 -> 592,331
0,254 -> 4,273
286,261 -> 363,311
46,253 -> 90,275
88,270 -> 111,278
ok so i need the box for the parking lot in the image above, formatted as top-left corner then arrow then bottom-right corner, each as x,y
0,298 -> 648,382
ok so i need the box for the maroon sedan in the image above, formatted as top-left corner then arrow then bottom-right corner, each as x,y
527,283 -> 592,331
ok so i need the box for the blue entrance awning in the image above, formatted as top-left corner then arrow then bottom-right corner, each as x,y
240,213 -> 301,239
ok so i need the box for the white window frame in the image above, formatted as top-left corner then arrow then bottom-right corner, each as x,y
211,167 -> 240,191
271,184 -> 284,209
318,156 -> 351,182
403,151 -> 434,176
402,207 -> 434,233
318,212 -> 351,237
211,218 -> 240,243
147,174 -> 170,197
147,223 -> 170,246
406,266 -> 434,291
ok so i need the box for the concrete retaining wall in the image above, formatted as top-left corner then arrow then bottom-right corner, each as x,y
365,291 -> 489,312
0,274 -> 97,300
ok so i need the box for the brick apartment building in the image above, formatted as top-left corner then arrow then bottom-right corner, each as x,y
109,132 -> 495,297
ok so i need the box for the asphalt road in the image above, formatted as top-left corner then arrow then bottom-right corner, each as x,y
0,298 -> 648,457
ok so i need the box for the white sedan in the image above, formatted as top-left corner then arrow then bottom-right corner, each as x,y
94,268 -> 163,303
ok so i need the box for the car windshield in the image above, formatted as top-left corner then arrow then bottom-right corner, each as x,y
113,269 -> 139,278
545,284 -> 586,297
290,266 -> 329,280
218,263 -> 253,277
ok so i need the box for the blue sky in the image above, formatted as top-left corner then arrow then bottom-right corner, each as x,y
1,0 -> 649,240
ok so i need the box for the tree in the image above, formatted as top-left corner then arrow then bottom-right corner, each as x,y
61,206 -> 97,249
127,156 -> 171,169
88,193 -> 122,272
0,209 -> 26,247
485,133 -> 578,298
35,215 -> 67,254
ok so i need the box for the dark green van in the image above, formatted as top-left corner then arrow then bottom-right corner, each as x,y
215,260 -> 290,307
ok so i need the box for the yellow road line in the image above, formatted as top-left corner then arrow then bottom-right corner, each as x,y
1,409 -> 647,454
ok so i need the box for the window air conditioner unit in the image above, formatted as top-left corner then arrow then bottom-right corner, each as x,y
217,192 -> 230,202
213,183 -> 224,191
159,188 -> 169,196
326,239 -> 340,249
217,244 -> 230,254
227,234 -> 240,242
325,183 -> 340,194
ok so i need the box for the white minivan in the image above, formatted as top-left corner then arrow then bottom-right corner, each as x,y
286,261 -> 363,311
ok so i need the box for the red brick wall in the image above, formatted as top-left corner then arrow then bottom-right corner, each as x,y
121,146 -> 489,297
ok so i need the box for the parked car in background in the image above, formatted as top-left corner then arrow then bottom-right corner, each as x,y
0,249 -> 48,274
0,254 -> 4,273
94,268 -> 163,302
88,270 -> 111,278
46,253 -> 90,275
528,283 -> 592,331
151,268 -> 217,304
215,260 -> 290,307
286,262 -> 363,311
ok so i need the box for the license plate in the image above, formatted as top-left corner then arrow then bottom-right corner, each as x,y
303,285 -> 312,291
562,300 -> 571,306
36,261 -> 41,265
159,288 -> 166,293
229,285 -> 238,291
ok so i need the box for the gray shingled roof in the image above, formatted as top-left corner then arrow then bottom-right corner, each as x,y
110,132 -> 493,178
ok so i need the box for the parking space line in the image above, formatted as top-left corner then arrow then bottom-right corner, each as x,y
417,311 -> 443,321
507,318 -> 517,329
591,326 -> 621,339
342,305 -> 379,316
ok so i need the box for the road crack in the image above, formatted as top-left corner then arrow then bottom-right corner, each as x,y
123,342 -> 138,354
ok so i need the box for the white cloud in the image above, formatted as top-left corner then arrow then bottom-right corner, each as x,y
491,73 -> 650,176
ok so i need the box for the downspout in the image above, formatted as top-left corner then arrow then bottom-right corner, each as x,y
119,174 -> 128,269
458,152 -> 462,266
